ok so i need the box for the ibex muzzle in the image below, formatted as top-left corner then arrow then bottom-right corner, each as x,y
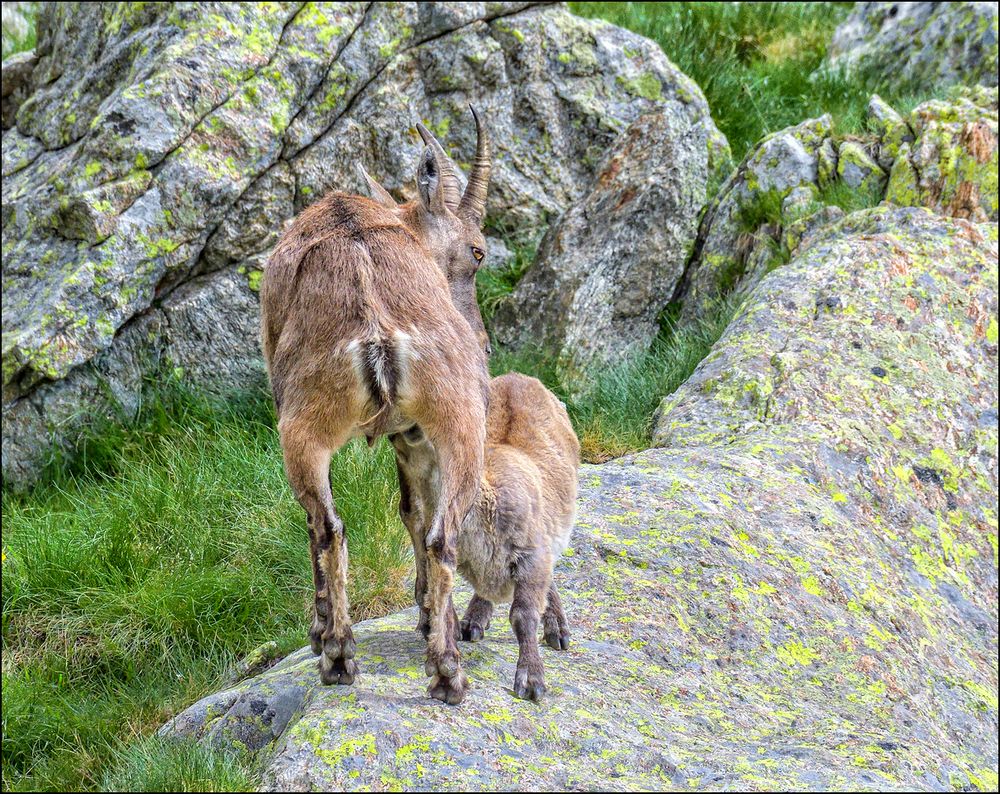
260,108 -> 493,704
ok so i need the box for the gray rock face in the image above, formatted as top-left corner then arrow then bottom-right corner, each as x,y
162,207 -> 998,792
678,87 -> 998,328
1,1 -> 721,490
827,2 -> 999,89
492,106 -> 726,387
1,48 -> 35,128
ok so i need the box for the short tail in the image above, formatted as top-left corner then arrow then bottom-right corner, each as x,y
358,338 -> 399,444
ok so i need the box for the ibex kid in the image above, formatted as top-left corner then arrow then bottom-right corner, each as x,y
393,372 -> 580,701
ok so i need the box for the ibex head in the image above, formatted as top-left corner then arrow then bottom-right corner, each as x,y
359,106 -> 493,357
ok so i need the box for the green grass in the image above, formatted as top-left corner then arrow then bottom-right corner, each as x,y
1,2 -> 37,59
1,387 -> 411,791
490,298 -> 740,462
571,2 -> 935,162
100,737 -> 255,793
476,235 -> 540,327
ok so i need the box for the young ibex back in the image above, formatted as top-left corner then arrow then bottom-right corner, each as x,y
394,372 -> 580,700
260,108 -> 493,705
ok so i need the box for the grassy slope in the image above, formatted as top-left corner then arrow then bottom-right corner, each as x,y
2,391 -> 411,790
1,3 -> 958,791
570,1 -> 931,162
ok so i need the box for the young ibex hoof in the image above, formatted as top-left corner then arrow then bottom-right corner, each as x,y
428,670 -> 468,705
513,668 -> 546,702
461,621 -> 486,642
544,629 -> 570,651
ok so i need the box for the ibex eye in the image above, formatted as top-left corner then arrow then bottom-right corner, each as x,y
471,246 -> 485,263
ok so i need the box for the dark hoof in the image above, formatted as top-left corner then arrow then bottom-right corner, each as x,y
319,634 -> 356,685
513,669 -> 546,702
461,621 -> 485,642
544,630 -> 570,651
428,670 -> 468,705
319,656 -> 358,685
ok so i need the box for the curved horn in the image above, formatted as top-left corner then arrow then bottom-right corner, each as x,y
415,122 -> 462,210
458,105 -> 491,221
355,162 -> 396,208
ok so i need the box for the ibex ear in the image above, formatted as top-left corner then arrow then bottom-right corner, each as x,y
416,145 -> 447,214
356,163 -> 396,208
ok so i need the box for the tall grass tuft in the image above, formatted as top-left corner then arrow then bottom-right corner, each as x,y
571,2 -> 936,162
2,387 -> 411,791
490,298 -> 740,462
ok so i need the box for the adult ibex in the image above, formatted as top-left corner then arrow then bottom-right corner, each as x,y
260,108 -> 492,705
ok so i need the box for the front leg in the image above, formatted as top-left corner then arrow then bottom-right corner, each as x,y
393,449 -> 431,639
510,564 -> 549,702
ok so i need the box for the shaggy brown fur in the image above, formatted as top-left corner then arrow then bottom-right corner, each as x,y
393,373 -> 580,701
260,111 -> 493,705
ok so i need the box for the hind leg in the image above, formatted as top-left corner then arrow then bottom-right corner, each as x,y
392,446 -> 431,639
282,423 -> 356,686
461,594 -> 494,642
542,582 -> 571,651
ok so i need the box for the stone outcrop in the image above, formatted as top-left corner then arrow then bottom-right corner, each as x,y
827,2 -> 998,89
1,1 -> 723,490
162,207 -> 998,791
678,87 -> 998,327
491,105 -> 727,388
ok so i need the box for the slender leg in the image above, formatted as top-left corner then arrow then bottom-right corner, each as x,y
392,446 -> 431,639
510,560 -> 549,702
282,427 -> 356,686
461,594 -> 494,642
308,531 -> 327,655
542,582 -> 571,651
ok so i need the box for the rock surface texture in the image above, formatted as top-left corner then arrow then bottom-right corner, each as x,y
678,87 -> 998,328
827,2 -> 999,89
163,207 -> 998,792
1,1 -> 722,490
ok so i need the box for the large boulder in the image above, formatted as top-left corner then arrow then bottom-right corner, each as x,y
162,207 -> 997,791
491,105 -> 727,387
1,2 -> 723,490
678,87 -> 998,328
826,2 -> 998,89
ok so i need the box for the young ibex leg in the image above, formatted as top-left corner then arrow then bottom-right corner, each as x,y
392,450 -> 431,639
510,562 -> 550,702
461,594 -> 494,642
542,582 -> 571,651
283,431 -> 357,686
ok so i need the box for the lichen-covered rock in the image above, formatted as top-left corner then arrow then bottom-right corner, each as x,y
827,2 -> 999,89
1,1 -> 722,490
836,140 -> 886,191
678,115 -> 833,326
491,105 -> 726,388
885,86 -> 998,222
1,48 -> 36,129
677,88 -> 998,331
162,207 -> 997,792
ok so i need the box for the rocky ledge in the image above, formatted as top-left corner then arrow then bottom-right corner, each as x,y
163,207 -> 998,791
